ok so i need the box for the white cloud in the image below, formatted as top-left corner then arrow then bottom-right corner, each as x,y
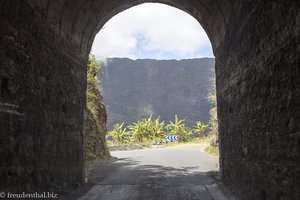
91,3 -> 213,60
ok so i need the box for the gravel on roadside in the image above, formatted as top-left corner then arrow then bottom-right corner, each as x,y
108,144 -> 144,151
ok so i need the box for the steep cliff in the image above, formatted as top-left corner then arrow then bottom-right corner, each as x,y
85,94 -> 109,160
100,57 -> 215,130
85,54 -> 109,161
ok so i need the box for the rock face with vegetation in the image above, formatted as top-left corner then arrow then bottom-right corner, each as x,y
85,54 -> 109,161
100,58 -> 215,130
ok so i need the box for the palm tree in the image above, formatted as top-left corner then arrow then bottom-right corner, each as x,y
152,116 -> 165,141
165,115 -> 191,142
192,121 -> 208,138
128,120 -> 146,143
109,123 -> 126,144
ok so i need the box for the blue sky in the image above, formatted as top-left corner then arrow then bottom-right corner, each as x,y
91,3 -> 214,60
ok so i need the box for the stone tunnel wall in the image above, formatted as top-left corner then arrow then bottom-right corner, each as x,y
0,0 -> 299,199
217,1 -> 300,199
0,1 -> 87,192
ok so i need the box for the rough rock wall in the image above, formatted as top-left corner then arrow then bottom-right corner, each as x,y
0,1 -> 86,192
84,92 -> 109,161
217,1 -> 300,199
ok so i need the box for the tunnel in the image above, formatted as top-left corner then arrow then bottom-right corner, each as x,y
0,0 -> 299,199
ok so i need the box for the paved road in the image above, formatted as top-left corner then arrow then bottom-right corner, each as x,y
77,144 -> 236,200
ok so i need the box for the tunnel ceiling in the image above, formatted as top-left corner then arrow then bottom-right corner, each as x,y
28,0 -> 236,55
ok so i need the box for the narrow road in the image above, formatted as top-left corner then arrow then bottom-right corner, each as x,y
76,144 -> 236,200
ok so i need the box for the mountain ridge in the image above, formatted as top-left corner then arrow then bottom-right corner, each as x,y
99,57 -> 215,130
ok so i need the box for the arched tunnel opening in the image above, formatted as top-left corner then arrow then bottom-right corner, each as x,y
0,0 -> 299,199
89,2 -> 218,156
83,4 -> 221,199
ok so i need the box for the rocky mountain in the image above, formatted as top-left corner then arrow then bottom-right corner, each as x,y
99,57 -> 215,130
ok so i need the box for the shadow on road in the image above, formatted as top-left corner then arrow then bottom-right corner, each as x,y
61,157 -> 227,200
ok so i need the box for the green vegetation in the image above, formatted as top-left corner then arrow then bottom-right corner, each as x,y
85,53 -> 110,160
87,54 -> 104,114
204,77 -> 219,156
107,115 -> 207,145
166,115 -> 191,142
109,123 -> 127,145
192,121 -> 208,139
205,145 -> 219,156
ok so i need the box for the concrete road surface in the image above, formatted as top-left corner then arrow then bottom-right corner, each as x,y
76,144 -> 236,200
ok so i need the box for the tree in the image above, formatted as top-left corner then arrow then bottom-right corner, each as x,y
192,121 -> 208,138
126,116 -> 165,143
109,123 -> 127,144
152,116 -> 165,141
165,115 -> 191,142
128,119 -> 147,143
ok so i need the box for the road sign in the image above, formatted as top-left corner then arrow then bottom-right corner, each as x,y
165,135 -> 178,141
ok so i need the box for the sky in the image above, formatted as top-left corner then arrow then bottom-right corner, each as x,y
91,3 -> 214,60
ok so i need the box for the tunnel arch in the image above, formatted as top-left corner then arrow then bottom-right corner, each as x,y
91,2 -> 215,60
41,0 -> 232,56
1,1 -> 299,199
90,2 -> 216,133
